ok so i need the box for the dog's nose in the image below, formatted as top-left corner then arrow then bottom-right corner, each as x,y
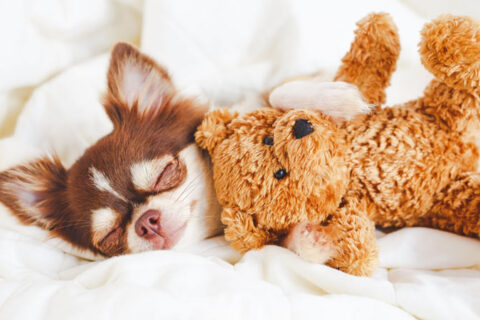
293,119 -> 314,139
135,209 -> 162,239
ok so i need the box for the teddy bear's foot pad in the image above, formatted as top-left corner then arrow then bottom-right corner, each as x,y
283,222 -> 338,264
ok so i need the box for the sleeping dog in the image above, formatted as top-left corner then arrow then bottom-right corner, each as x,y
0,43 -> 223,259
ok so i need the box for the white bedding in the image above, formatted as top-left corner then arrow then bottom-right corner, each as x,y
1,0 -> 480,319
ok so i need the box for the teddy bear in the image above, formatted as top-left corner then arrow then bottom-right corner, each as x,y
195,13 -> 480,276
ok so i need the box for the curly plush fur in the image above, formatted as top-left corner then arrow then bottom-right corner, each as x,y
195,13 -> 480,276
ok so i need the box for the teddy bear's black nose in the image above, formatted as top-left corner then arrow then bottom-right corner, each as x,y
293,119 -> 314,139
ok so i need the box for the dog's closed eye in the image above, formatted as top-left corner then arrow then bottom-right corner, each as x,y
153,160 -> 186,192
130,156 -> 186,193
98,226 -> 123,254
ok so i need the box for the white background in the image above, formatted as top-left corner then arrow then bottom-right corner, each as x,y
0,1 -> 480,319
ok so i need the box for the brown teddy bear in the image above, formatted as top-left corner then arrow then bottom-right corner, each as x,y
195,13 -> 480,276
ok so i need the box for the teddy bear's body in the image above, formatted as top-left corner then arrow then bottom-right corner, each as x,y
346,98 -> 478,232
196,13 -> 480,276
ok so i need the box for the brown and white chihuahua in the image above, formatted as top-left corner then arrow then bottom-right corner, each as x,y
0,43 -> 222,259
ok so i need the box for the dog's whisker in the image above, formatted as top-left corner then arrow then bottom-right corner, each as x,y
175,172 -> 204,202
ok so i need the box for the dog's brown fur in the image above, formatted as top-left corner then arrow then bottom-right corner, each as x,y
196,13 -> 480,276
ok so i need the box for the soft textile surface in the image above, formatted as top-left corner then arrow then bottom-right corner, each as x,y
1,0 -> 480,319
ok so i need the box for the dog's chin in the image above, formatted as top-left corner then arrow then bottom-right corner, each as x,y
170,200 -> 222,251
148,222 -> 187,250
170,145 -> 223,250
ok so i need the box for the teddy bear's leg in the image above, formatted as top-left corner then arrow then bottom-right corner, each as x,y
415,15 -> 480,132
284,199 -> 378,276
334,12 -> 400,106
421,172 -> 480,238
326,203 -> 379,276
221,207 -> 278,252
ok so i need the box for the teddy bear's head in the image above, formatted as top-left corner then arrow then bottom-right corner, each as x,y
195,107 -> 349,233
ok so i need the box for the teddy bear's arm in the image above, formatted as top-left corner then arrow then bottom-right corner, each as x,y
334,12 -> 400,106
326,200 -> 379,276
221,207 -> 277,252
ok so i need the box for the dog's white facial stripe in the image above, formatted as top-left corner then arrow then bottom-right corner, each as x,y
91,207 -> 119,244
130,156 -> 174,191
89,167 -> 126,201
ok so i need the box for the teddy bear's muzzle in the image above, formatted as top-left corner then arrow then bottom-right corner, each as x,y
293,119 -> 314,139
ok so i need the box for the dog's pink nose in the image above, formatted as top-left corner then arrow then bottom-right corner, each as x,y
135,209 -> 162,239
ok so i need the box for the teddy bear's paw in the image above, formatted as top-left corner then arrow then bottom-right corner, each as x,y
420,14 -> 480,91
283,222 -> 338,264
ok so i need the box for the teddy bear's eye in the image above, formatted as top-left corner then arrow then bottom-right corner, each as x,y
262,136 -> 274,146
274,169 -> 287,180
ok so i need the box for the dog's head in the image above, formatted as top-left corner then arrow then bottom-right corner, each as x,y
0,43 -> 222,258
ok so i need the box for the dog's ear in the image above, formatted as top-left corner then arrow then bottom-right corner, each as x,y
104,42 -> 174,127
269,80 -> 371,124
0,157 -> 68,229
195,109 -> 238,155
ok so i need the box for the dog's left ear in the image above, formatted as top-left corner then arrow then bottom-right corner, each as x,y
0,157 -> 68,230
269,80 -> 371,124
104,42 -> 174,126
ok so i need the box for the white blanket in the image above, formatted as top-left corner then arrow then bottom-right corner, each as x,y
1,0 -> 480,319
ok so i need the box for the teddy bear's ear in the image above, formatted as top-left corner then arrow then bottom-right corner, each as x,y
269,80 -> 371,124
195,109 -> 238,154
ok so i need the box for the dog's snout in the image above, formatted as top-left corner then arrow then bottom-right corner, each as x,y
293,119 -> 314,139
135,209 -> 162,239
